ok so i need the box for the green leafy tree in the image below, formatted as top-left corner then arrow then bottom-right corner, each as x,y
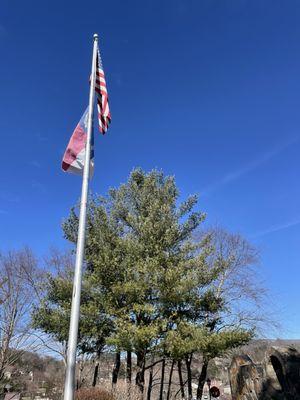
62,169 -> 220,393
34,169 -> 258,398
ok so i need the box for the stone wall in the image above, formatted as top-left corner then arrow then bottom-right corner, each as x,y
229,346 -> 300,400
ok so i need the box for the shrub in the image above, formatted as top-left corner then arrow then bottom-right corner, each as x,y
75,388 -> 114,400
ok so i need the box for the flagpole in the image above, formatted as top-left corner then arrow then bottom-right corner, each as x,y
63,33 -> 98,400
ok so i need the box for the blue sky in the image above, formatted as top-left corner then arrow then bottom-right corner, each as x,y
0,0 -> 299,338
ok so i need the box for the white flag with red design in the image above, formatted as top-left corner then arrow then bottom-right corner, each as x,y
62,108 -> 94,175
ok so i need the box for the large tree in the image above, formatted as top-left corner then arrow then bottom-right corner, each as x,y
62,169 -> 228,394
34,169 -> 258,397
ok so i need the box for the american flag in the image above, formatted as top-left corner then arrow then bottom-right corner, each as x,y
95,46 -> 111,133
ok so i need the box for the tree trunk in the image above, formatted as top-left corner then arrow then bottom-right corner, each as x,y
185,355 -> 193,400
177,360 -> 185,399
126,351 -> 132,384
112,351 -> 121,386
92,349 -> 102,387
92,361 -> 99,387
196,360 -> 208,400
0,305 -> 17,383
146,364 -> 154,400
135,351 -> 146,393
166,359 -> 175,400
159,358 -> 166,400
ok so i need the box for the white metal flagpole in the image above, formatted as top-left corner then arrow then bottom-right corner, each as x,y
63,33 -> 98,400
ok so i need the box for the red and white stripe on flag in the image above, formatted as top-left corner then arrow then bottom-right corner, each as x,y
95,46 -> 111,134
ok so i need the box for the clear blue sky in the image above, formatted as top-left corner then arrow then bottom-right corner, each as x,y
0,1 -> 299,338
